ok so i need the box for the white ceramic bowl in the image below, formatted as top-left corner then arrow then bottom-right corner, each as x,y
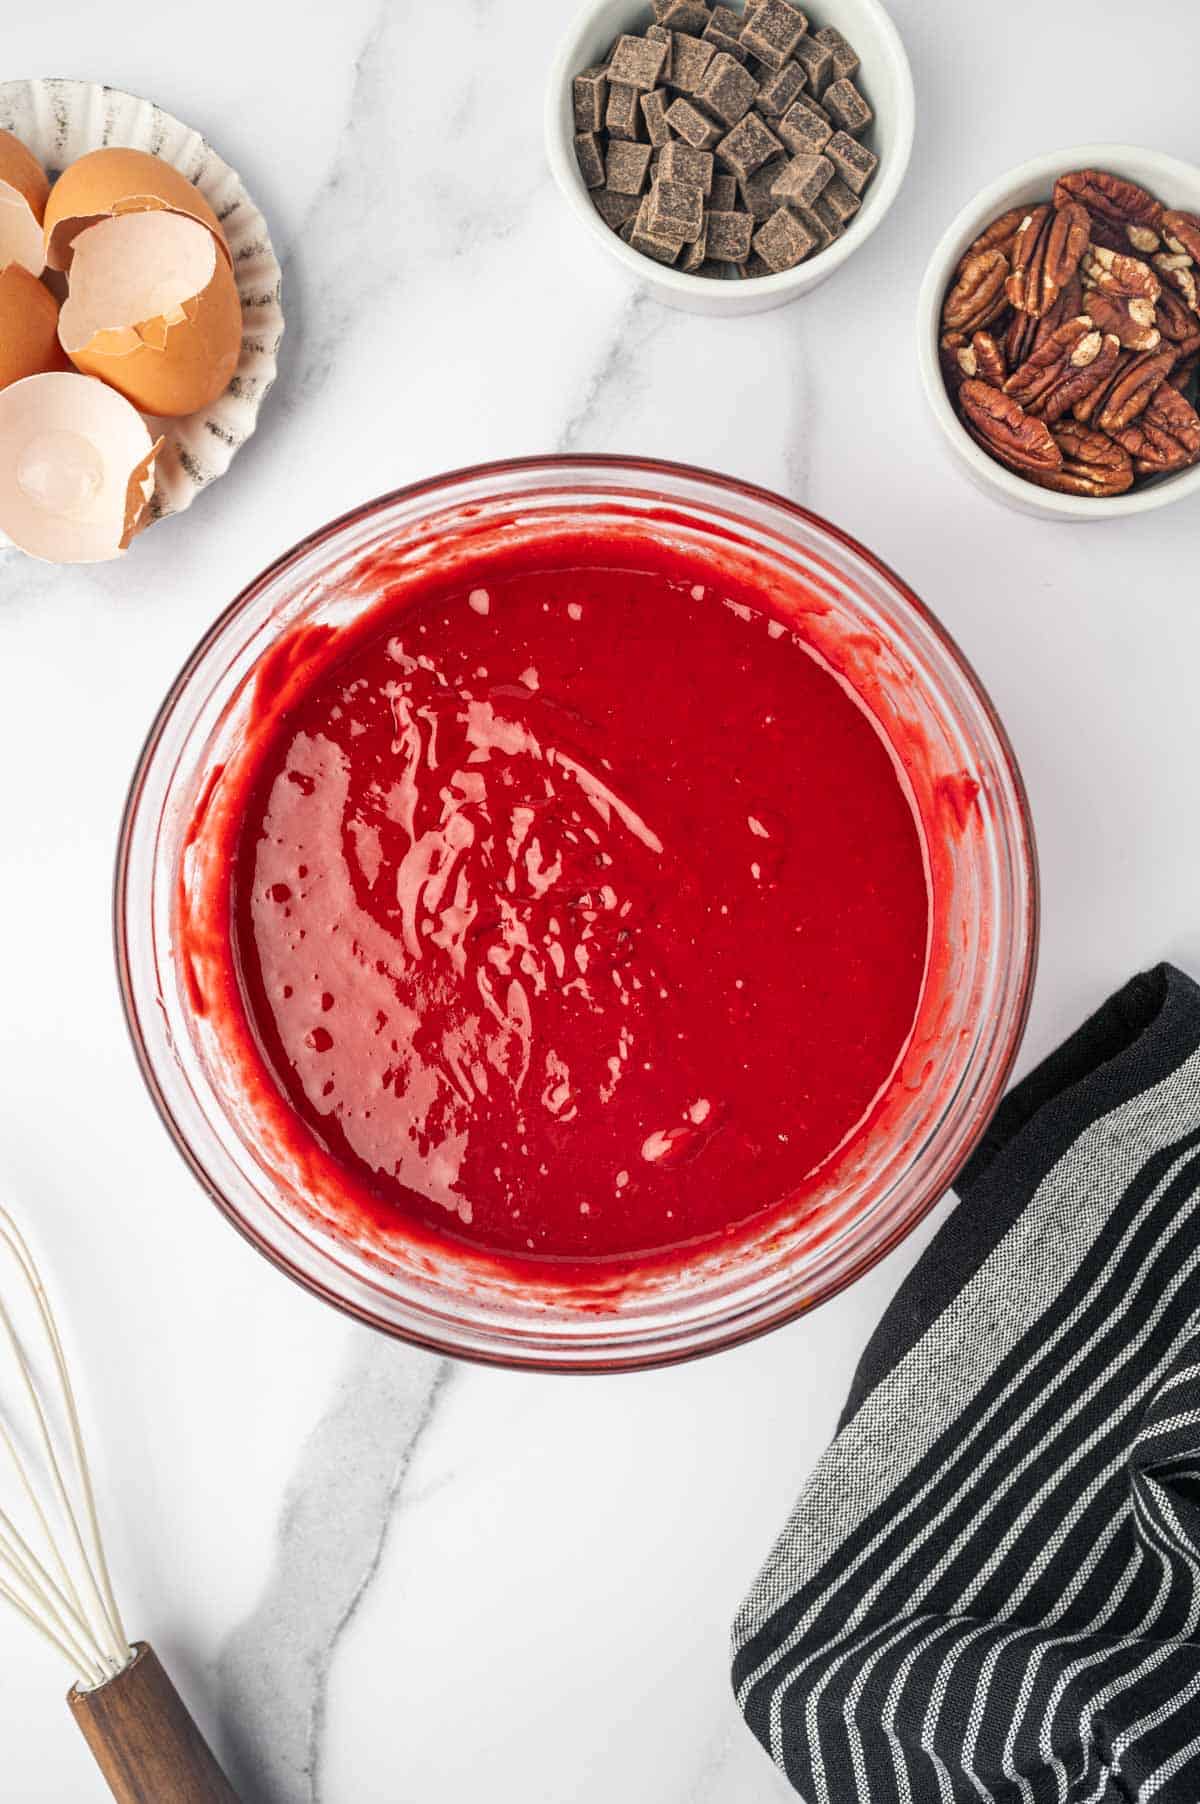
917,143 -> 1200,523
545,0 -> 914,317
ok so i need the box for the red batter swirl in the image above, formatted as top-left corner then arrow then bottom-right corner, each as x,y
223,547 -> 928,1264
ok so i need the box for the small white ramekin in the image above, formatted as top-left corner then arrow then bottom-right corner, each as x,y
917,143 -> 1200,523
545,0 -> 914,317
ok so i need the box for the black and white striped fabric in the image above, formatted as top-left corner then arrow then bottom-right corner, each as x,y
733,964 -> 1200,1803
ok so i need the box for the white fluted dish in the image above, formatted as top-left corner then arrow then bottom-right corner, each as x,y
0,78 -> 284,526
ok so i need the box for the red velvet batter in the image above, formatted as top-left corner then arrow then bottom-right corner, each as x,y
219,540 -> 928,1265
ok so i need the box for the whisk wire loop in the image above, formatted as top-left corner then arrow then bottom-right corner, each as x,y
0,1205 -> 131,1687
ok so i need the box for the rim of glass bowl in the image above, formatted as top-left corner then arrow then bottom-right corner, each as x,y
115,455 -> 1039,1373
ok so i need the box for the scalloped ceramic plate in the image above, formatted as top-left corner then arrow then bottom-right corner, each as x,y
0,77 -> 284,529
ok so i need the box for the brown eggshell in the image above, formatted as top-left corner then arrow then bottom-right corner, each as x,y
0,370 -> 160,562
43,146 -> 230,271
0,128 -> 51,276
60,211 -> 243,417
0,266 -> 69,389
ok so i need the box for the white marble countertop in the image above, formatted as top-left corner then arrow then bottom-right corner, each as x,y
3,1 -> 1200,1798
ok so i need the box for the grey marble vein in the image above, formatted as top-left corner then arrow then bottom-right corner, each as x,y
683,1717 -> 801,1803
217,1333 -> 451,1804
780,352 -> 814,505
276,0 -> 547,419
273,0 -> 394,415
556,289 -> 662,453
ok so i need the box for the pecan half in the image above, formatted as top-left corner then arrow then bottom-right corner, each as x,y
1008,272 -> 1084,368
1161,210 -> 1200,265
1169,354 -> 1199,394
1032,420 -> 1134,497
1006,303 -> 1039,370
1092,346 -> 1179,434
963,207 -> 1026,264
1154,252 -> 1199,314
943,247 -> 1010,334
943,328 -> 1007,393
1083,288 -> 1161,351
970,330 -> 1007,386
940,330 -> 968,392
959,379 -> 1063,477
1006,203 -> 1089,317
1081,244 -> 1161,306
1157,287 -> 1200,357
1004,318 -> 1120,421
1111,380 -> 1200,475
1053,169 -> 1163,252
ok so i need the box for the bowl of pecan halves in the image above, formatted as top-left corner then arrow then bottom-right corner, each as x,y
917,144 -> 1200,520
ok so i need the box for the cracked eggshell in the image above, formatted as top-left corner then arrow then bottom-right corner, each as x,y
43,146 -> 230,272
59,210 -> 242,417
0,265 -> 69,389
0,78 -> 284,521
0,127 -> 50,276
0,370 -> 161,562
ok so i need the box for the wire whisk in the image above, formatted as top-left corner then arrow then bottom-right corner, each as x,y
0,1203 -> 130,1688
0,1203 -> 241,1803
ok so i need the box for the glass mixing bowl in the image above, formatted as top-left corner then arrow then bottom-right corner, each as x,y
116,457 -> 1038,1371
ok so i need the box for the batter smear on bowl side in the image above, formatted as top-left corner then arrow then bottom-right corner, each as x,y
217,539 -> 929,1266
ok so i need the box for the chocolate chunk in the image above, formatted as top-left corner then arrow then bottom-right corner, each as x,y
795,201 -> 833,252
606,83 -> 643,141
649,176 -> 706,242
741,0 -> 808,71
791,34 -> 834,95
777,94 -> 832,155
668,31 -> 717,94
753,203 -> 816,270
652,0 -> 712,29
755,60 -> 807,117
810,191 -> 846,241
821,173 -> 861,222
573,67 -> 609,134
606,140 -> 653,194
825,130 -> 877,195
664,95 -> 723,148
574,132 -> 606,189
770,151 -> 833,209
631,193 -> 685,263
696,51 -> 759,126
824,77 -> 873,136
660,139 -> 715,196
717,111 -> 784,179
646,25 -> 674,82
680,216 -> 709,271
738,164 -> 782,221
609,33 -> 670,91
814,25 -> 860,83
570,2 -> 880,280
707,208 -> 754,261
702,6 -> 749,61
641,88 -> 672,147
593,187 -> 641,229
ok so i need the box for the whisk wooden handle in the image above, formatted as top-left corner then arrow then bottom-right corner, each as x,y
67,1642 -> 240,1803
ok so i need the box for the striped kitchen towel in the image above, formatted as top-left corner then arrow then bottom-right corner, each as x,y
733,963 -> 1200,1803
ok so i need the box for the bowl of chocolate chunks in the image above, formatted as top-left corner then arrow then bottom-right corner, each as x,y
919,144 -> 1200,520
547,0 -> 914,315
